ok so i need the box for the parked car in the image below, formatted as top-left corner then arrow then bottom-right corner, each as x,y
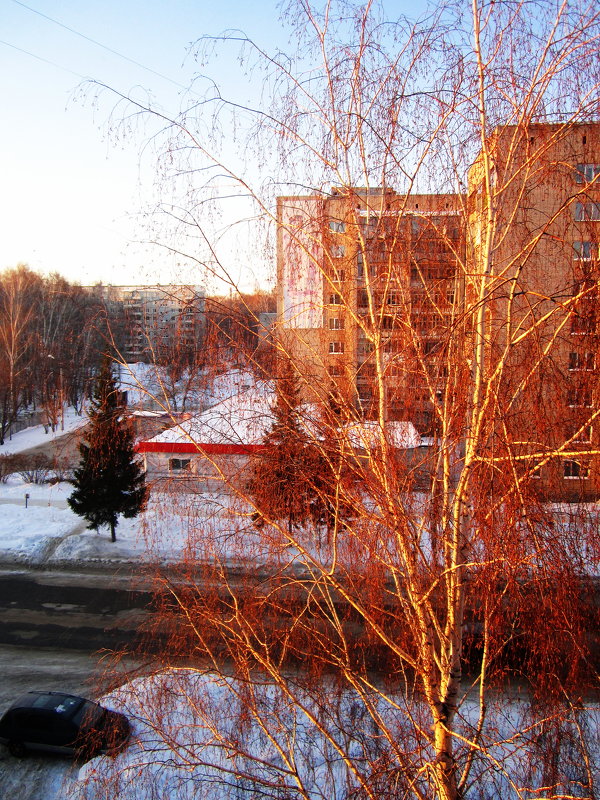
0,691 -> 130,758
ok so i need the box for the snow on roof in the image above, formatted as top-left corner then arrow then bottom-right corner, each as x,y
139,387 -> 423,454
139,382 -> 277,451
343,420 -> 422,450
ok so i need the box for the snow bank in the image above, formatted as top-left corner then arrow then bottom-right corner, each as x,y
0,408 -> 86,455
67,669 -> 600,800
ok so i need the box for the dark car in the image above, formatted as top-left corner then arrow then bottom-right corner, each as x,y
0,691 -> 130,758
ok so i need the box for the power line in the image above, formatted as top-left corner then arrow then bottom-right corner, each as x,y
10,0 -> 190,91
0,37 -> 85,79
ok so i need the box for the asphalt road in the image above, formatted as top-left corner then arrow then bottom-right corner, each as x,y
0,644 -> 133,800
0,568 -> 156,652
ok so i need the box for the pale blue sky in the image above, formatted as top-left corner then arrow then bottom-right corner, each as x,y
0,0 -> 415,290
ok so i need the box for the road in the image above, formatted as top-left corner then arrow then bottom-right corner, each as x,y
0,644 -> 135,800
0,568 -> 156,652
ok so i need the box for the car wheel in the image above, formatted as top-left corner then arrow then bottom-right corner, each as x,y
8,740 -> 26,758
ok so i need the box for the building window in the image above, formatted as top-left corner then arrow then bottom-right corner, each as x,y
357,289 -> 369,308
329,317 -> 345,330
573,241 -> 598,260
575,164 -> 600,184
567,386 -> 593,407
357,251 -> 364,279
333,269 -> 346,283
169,458 -> 191,472
563,459 -> 590,479
327,364 -> 343,377
569,352 -> 595,371
571,424 -> 592,443
329,219 -> 346,233
387,291 -> 401,305
570,311 -> 596,334
575,202 -> 600,221
329,341 -> 345,354
329,293 -> 342,305
330,244 -> 346,258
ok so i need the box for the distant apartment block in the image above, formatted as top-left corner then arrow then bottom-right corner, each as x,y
92,285 -> 205,363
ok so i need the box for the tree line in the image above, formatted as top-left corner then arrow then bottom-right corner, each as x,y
0,264 -> 112,443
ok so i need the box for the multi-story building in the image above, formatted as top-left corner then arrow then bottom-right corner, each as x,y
468,121 -> 600,500
92,285 -> 205,363
276,122 -> 600,499
277,187 -> 464,433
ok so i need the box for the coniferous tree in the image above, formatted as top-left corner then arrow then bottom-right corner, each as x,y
68,358 -> 148,542
248,360 -> 357,536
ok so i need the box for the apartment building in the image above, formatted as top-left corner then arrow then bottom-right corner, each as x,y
468,121 -> 600,500
92,285 -> 205,363
277,187 -> 464,432
276,122 -> 600,499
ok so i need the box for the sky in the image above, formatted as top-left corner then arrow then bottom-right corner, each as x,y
0,0 -> 304,290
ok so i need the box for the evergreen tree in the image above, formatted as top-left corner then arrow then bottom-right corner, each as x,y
68,358 -> 148,542
248,360 -> 357,536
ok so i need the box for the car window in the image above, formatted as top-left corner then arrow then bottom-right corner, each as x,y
31,695 -> 83,716
72,701 -> 102,728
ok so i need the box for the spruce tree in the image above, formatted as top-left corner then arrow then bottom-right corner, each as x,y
248,361 -> 315,533
248,360 -> 357,536
68,358 -> 148,542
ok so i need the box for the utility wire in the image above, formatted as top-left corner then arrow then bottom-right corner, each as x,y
0,37 -> 85,78
10,0 -> 190,91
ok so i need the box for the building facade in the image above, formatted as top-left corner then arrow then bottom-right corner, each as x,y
277,188 -> 465,433
91,284 -> 205,363
276,122 -> 600,499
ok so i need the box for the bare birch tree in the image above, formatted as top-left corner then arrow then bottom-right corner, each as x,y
79,2 -> 600,799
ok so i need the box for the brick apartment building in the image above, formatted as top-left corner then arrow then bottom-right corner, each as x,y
276,121 -> 600,500
277,188 -> 465,432
92,284 -> 205,363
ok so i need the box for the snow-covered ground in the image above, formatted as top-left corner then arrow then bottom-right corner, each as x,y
66,668 -> 600,800
0,408 -> 87,455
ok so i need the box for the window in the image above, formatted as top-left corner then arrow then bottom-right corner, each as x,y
329,341 -> 345,354
357,289 -> 369,308
575,202 -> 600,221
571,424 -> 592,443
329,219 -> 346,233
333,269 -> 346,282
329,317 -> 345,330
567,386 -> 593,407
573,241 -> 598,260
329,293 -> 342,305
327,364 -> 343,377
387,291 -> 401,305
382,315 -> 394,330
357,257 -> 364,279
569,352 -> 595,371
570,312 -> 596,334
575,164 -> 600,184
563,459 -> 590,479
169,458 -> 191,472
330,244 -> 346,258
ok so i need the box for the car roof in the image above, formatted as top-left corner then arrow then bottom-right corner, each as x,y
6,692 -> 88,717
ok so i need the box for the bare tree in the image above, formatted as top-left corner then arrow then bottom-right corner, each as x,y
78,2 -> 600,799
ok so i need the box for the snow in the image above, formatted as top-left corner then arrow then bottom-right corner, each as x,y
118,363 -> 259,413
0,408 -> 87,455
146,381 -> 276,446
65,669 -> 600,800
